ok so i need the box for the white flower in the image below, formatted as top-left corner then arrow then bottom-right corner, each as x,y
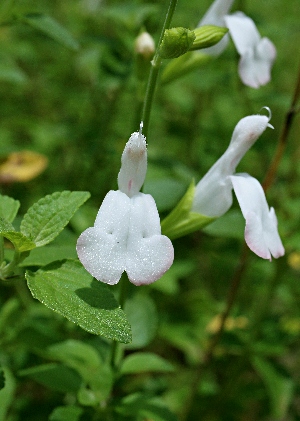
76,124 -> 174,285
192,110 -> 284,259
230,174 -> 284,260
198,0 -> 276,88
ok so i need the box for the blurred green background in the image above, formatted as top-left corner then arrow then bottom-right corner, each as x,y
0,0 -> 300,420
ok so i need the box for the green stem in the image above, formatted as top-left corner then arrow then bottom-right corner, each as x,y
141,0 -> 178,137
110,276 -> 129,369
0,249 -> 21,280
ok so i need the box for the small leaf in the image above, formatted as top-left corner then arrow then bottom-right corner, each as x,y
252,356 -> 294,419
117,393 -> 178,421
0,218 -> 36,252
120,353 -> 175,375
125,294 -> 157,349
21,191 -> 90,247
0,194 -> 20,223
26,259 -> 132,343
0,368 -> 16,421
47,340 -> 113,400
19,363 -> 82,393
21,13 -> 79,51
49,406 -> 83,421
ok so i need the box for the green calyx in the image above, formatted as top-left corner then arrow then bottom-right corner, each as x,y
189,25 -> 228,51
158,27 -> 196,59
161,181 -> 216,240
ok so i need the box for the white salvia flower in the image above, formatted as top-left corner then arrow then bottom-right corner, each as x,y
224,13 -> 276,88
230,174 -> 284,260
77,123 -> 174,285
198,0 -> 276,88
192,110 -> 284,259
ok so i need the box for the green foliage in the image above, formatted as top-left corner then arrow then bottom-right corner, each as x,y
20,191 -> 91,247
0,0 -> 299,420
26,259 -> 132,343
19,13 -> 80,51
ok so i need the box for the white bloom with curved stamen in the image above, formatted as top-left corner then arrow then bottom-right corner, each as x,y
192,109 -> 284,260
77,123 -> 174,285
230,174 -> 284,260
192,111 -> 273,217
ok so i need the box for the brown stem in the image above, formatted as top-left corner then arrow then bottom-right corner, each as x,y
262,62 -> 300,192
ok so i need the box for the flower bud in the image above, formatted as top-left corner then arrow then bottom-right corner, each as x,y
190,25 -> 228,51
118,123 -> 147,198
135,32 -> 155,60
158,27 -> 196,59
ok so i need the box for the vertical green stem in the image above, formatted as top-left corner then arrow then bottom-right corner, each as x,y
110,276 -> 129,369
142,0 -> 178,137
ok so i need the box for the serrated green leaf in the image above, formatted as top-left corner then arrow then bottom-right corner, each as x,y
21,13 -> 79,51
26,259 -> 132,343
0,195 -> 20,223
120,353 -> 175,375
21,191 -> 90,247
0,218 -> 36,252
19,363 -> 81,393
49,406 -> 83,421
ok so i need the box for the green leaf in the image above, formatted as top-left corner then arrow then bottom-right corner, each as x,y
117,393 -> 178,421
0,367 -> 16,421
0,194 -> 20,223
252,356 -> 294,419
19,363 -> 82,393
0,218 -> 36,252
21,191 -> 90,247
20,244 -> 77,267
125,294 -> 157,349
20,13 -> 79,51
49,406 -> 83,421
120,353 -> 175,375
47,340 -> 113,400
26,259 -> 132,343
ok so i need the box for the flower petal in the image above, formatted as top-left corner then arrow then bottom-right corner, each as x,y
225,13 -> 276,88
225,12 -> 260,55
126,193 -> 174,285
76,190 -> 130,284
198,0 -> 234,56
192,114 -> 271,217
238,38 -> 276,88
230,174 -> 284,260
118,125 -> 147,197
